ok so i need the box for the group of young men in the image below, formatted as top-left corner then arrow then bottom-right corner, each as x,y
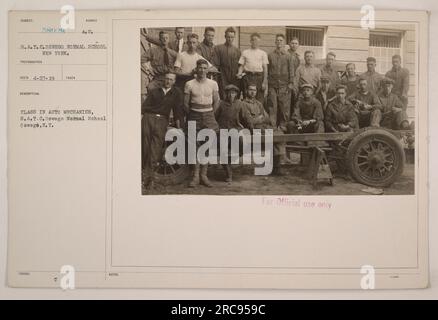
141,26 -> 411,191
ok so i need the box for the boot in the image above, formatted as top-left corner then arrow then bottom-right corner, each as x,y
188,164 -> 200,188
200,164 -> 213,187
223,164 -> 232,183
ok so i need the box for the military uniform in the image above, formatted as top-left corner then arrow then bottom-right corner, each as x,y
360,70 -> 384,94
348,90 -> 382,128
240,97 -> 286,174
141,46 -> 177,91
385,66 -> 410,107
325,98 -> 359,132
315,76 -> 336,112
215,84 -> 243,182
212,43 -> 242,99
378,78 -> 408,129
267,48 -> 295,129
288,86 -> 324,134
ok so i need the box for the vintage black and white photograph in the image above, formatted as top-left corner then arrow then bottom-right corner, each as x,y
140,24 -> 416,195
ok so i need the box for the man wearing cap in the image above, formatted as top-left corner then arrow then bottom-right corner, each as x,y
340,63 -> 359,97
348,77 -> 382,128
142,72 -> 184,191
240,84 -> 286,175
237,33 -> 269,104
360,57 -> 384,94
267,34 -> 296,131
294,50 -> 322,92
215,84 -> 243,182
385,54 -> 410,108
212,27 -> 242,99
378,77 -> 410,130
184,59 -> 220,188
320,52 -> 340,87
287,84 -> 324,134
315,75 -> 336,112
325,85 -> 358,132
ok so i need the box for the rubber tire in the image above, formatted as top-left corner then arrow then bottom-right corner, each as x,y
346,128 -> 405,187
155,127 -> 190,186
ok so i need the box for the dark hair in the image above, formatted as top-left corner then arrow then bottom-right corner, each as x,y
250,33 -> 261,39
159,31 -> 169,37
165,71 -> 176,77
204,27 -> 215,34
276,33 -> 286,39
225,27 -> 236,35
392,54 -> 402,61
196,59 -> 209,67
304,50 -> 314,56
346,63 -> 356,69
187,33 -> 199,41
327,51 -> 336,58
290,36 -> 299,43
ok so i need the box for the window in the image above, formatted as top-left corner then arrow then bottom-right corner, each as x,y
286,27 -> 325,59
369,31 -> 402,74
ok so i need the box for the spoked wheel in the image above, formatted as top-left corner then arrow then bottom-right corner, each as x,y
154,127 -> 189,186
346,128 -> 405,187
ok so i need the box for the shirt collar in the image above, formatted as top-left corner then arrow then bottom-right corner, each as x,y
203,39 -> 213,47
162,87 -> 172,94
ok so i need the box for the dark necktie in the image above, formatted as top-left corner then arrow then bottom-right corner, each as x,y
163,47 -> 169,67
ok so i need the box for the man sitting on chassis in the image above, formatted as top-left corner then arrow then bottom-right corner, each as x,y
239,84 -> 286,175
287,83 -> 325,134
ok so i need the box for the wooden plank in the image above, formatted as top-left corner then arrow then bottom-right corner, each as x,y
332,50 -> 369,62
270,132 -> 351,143
327,37 -> 369,51
406,107 -> 415,119
376,24 -> 415,31
240,26 -> 286,35
239,45 -> 275,52
405,30 -> 416,42
326,26 -> 369,39
404,52 -> 415,64
406,40 -> 416,53
240,34 -> 277,47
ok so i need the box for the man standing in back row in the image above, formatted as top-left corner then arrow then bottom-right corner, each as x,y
237,33 -> 269,104
385,54 -> 410,108
267,34 -> 295,131
212,27 -> 241,99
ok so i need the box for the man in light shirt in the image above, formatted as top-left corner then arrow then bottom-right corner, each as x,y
294,50 -> 322,92
174,33 -> 215,91
237,33 -> 269,104
184,59 -> 220,188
